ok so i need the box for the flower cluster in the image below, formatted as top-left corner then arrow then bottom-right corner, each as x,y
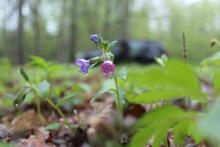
75,34 -> 117,78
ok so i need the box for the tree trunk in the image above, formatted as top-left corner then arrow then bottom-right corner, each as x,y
69,0 -> 78,62
121,0 -> 130,39
57,0 -> 67,62
31,0 -> 41,55
17,0 -> 25,64
102,0 -> 111,39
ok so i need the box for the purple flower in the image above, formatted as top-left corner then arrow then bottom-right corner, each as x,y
75,58 -> 90,74
90,34 -> 99,44
100,60 -> 115,77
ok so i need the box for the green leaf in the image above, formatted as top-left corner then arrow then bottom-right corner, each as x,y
133,106 -> 185,130
129,124 -> 156,147
46,122 -> 61,130
0,142 -> 12,147
130,106 -> 202,147
20,68 -> 30,82
173,120 -> 189,144
100,40 -> 109,51
213,73 -> 220,96
127,90 -> 183,103
36,80 -> 50,97
118,67 -> 127,81
108,40 -> 117,51
28,56 -> 49,68
127,59 -> 206,104
89,57 -> 102,69
57,93 -> 77,106
155,54 -> 168,67
13,87 -> 31,106
187,120 -> 203,144
198,100 -> 220,145
201,51 -> 220,66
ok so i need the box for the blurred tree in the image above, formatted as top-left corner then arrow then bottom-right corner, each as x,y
69,0 -> 78,61
30,0 -> 41,54
0,0 -> 220,63
16,0 -> 25,64
57,0 -> 67,62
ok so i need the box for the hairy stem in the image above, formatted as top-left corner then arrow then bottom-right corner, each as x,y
114,75 -> 122,112
46,97 -> 73,133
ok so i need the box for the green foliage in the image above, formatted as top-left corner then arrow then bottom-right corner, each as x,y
213,73 -> 220,96
127,59 -> 206,104
28,56 -> 51,69
108,40 -> 118,51
13,87 -> 31,106
130,106 -> 203,147
201,51 -> 220,66
56,93 -> 78,106
126,59 -> 209,146
36,80 -> 50,97
118,67 -> 128,81
20,68 -> 30,82
198,100 -> 220,146
46,122 -> 61,130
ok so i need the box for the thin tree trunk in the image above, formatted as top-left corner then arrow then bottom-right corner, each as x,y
17,0 -> 25,64
69,0 -> 78,62
102,0 -> 111,39
31,0 -> 41,55
57,0 -> 67,62
121,0 -> 130,39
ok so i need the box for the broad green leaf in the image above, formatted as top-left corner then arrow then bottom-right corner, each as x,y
198,100 -> 220,146
133,106 -> 185,130
127,59 -> 206,103
173,120 -> 189,144
20,68 -> 30,82
213,73 -> 220,96
130,106 -> 202,147
46,122 -> 61,130
129,123 -> 157,147
152,124 -> 169,147
130,120 -> 172,147
127,90 -> 183,103
187,120 -> 203,144
36,80 -> 50,97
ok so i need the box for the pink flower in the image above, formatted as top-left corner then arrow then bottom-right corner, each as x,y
100,60 -> 115,77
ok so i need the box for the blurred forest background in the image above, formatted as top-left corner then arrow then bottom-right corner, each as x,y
0,0 -> 220,64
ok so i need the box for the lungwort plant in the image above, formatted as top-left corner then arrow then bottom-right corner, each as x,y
75,34 -> 126,112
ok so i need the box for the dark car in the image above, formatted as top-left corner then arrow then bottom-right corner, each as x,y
81,40 -> 166,64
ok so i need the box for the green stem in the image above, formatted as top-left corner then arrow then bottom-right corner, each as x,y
46,97 -> 73,133
113,75 -> 122,112
29,83 -> 43,121
36,96 -> 41,116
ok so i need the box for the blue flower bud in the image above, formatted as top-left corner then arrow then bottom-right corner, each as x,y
90,34 -> 99,44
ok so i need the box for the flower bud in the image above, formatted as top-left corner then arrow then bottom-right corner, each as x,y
100,60 -> 115,77
90,34 -> 99,44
